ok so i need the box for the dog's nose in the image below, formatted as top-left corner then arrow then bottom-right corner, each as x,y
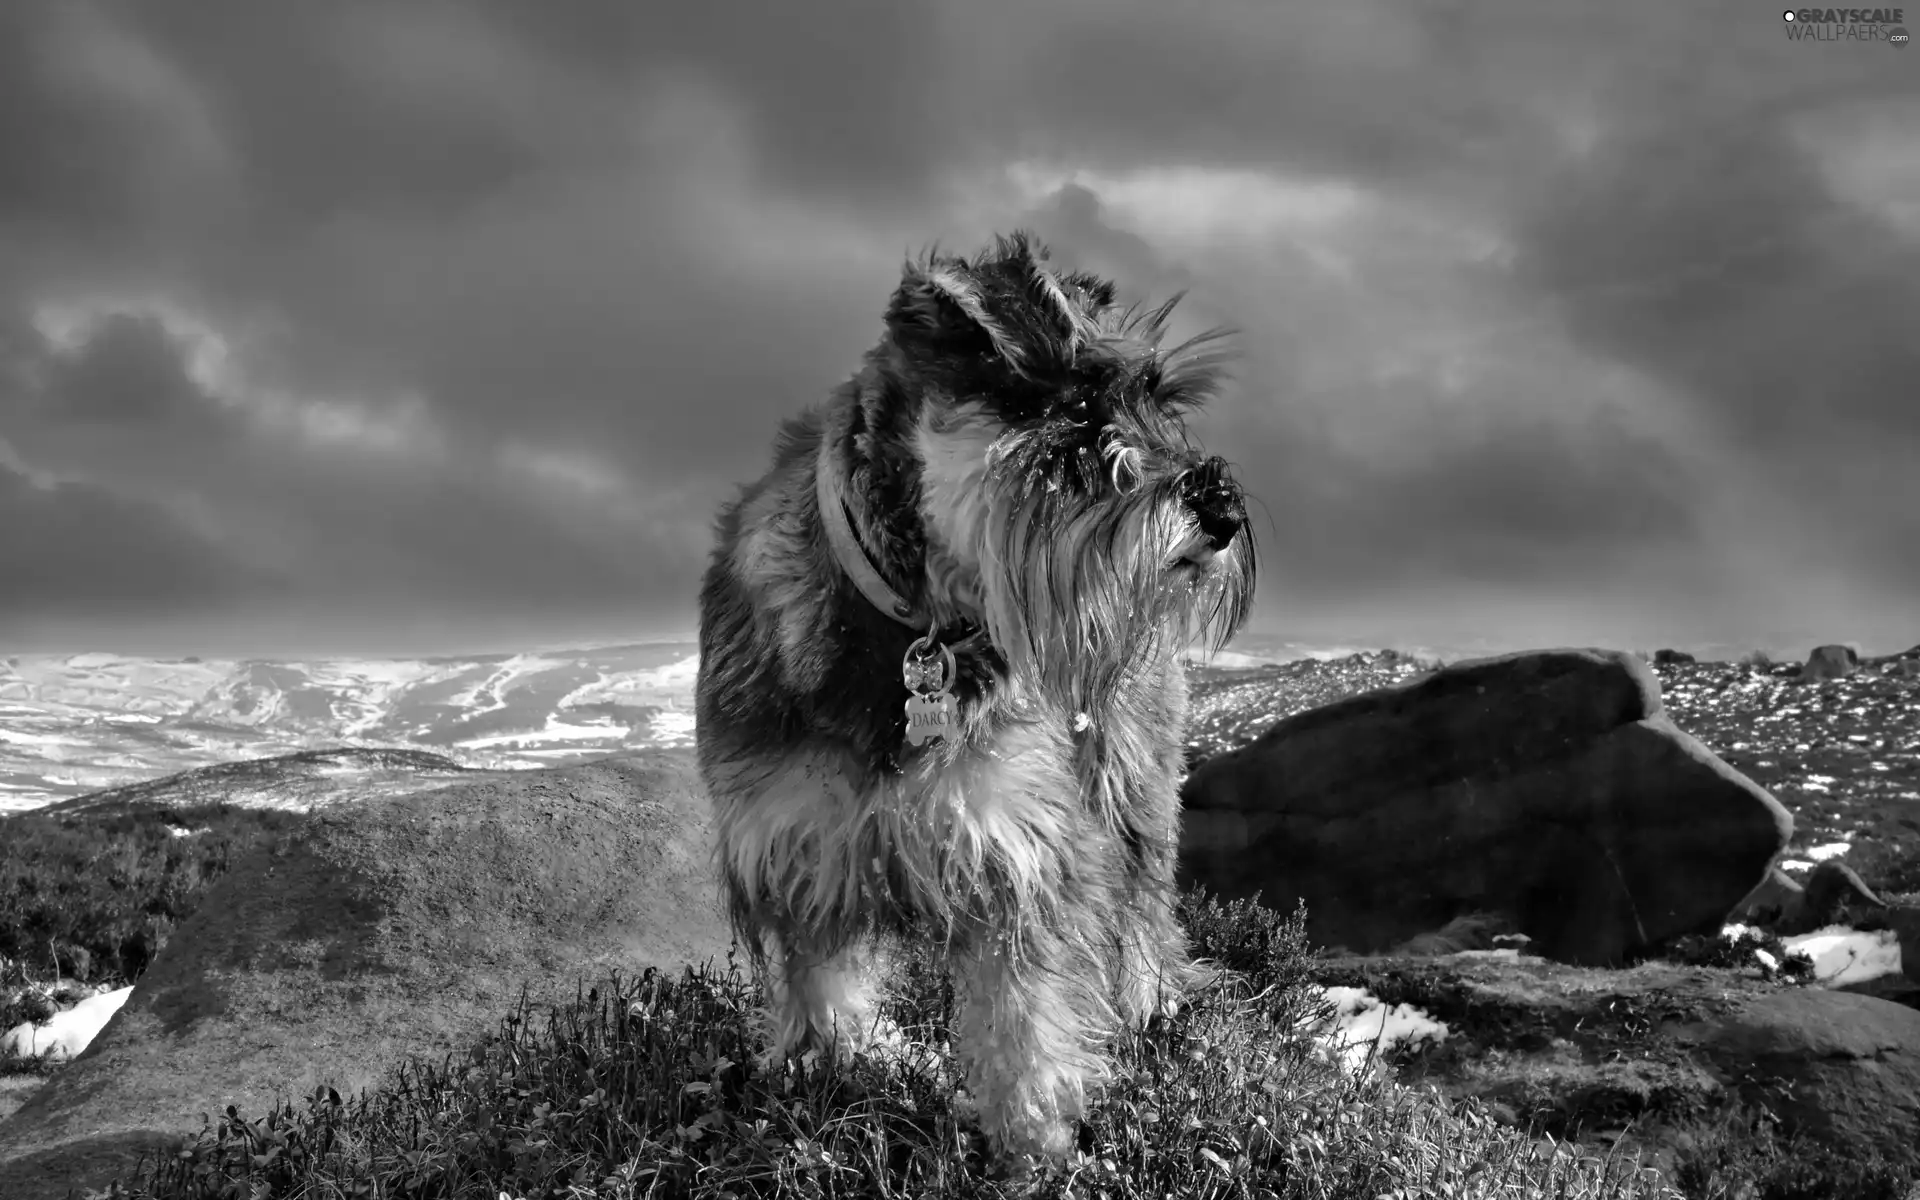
1196,509 -> 1241,551
1183,456 -> 1243,550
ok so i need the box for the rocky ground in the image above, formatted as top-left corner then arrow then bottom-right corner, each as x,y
1658,658 -> 1920,895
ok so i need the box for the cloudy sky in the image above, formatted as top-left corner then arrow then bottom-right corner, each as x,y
1,0 -> 1915,659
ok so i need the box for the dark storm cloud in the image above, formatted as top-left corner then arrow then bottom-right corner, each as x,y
0,457 -> 279,617
1505,51 -> 1920,596
36,312 -> 225,429
1518,102 -> 1920,444
468,0 -> 957,210
1258,410 -> 1705,596
103,4 -> 561,226
1,0 -> 1914,653
1,315 -> 703,620
0,3 -> 142,234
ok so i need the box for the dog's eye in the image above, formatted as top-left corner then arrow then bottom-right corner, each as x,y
1057,382 -> 1108,424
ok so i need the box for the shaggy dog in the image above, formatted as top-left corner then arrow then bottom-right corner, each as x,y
695,231 -> 1256,1167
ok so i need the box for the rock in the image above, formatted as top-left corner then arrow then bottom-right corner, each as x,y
1889,904 -> 1920,986
1388,911 -> 1519,956
1776,860 -> 1887,936
1891,658 -> 1920,679
1730,865 -> 1804,926
1800,644 -> 1859,683
1671,989 -> 1920,1163
1652,649 -> 1696,665
0,750 -> 733,1200
1305,947 -> 1920,1178
1834,970 -> 1920,1013
1179,648 -> 1793,967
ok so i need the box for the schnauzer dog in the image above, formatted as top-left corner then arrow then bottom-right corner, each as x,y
695,231 -> 1255,1166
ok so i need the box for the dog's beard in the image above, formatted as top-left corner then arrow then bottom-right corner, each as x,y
976,472 -> 1255,707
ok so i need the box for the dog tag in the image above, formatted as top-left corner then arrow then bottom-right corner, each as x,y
902,633 -> 959,748
904,690 -> 958,746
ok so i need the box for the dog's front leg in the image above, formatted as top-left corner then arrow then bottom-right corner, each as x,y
950,922 -> 1117,1165
1111,894 -> 1201,1025
769,929 -> 889,1065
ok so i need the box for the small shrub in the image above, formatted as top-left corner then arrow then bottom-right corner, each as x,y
1,985 -> 56,1030
1178,886 -> 1316,994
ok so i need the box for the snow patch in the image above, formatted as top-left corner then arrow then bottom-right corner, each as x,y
1,986 -> 133,1062
1310,986 -> 1448,1076
1782,926 -> 1904,987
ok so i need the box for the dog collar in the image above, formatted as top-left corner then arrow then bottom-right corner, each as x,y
815,440 -> 926,630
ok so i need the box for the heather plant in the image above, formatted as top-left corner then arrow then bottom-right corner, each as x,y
1864,844 -> 1920,899
0,804 -> 302,985
110,900 -> 1682,1200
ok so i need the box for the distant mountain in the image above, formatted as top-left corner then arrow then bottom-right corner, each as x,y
0,633 -> 1514,816
0,642 -> 700,813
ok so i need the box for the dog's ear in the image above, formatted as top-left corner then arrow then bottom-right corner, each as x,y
885,259 -> 1029,373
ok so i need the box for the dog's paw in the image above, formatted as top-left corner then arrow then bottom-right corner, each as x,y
750,1044 -> 781,1077
752,1044 -> 828,1079
852,1012 -> 908,1058
987,1150 -> 1049,1195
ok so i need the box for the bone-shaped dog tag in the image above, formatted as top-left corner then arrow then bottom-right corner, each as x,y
904,690 -> 958,746
902,634 -> 959,748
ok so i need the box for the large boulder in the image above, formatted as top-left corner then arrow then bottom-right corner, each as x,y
0,750 -> 733,1200
1179,648 -> 1792,966
1800,643 -> 1859,683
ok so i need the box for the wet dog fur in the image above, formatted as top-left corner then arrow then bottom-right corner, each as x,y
695,231 -> 1255,1166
